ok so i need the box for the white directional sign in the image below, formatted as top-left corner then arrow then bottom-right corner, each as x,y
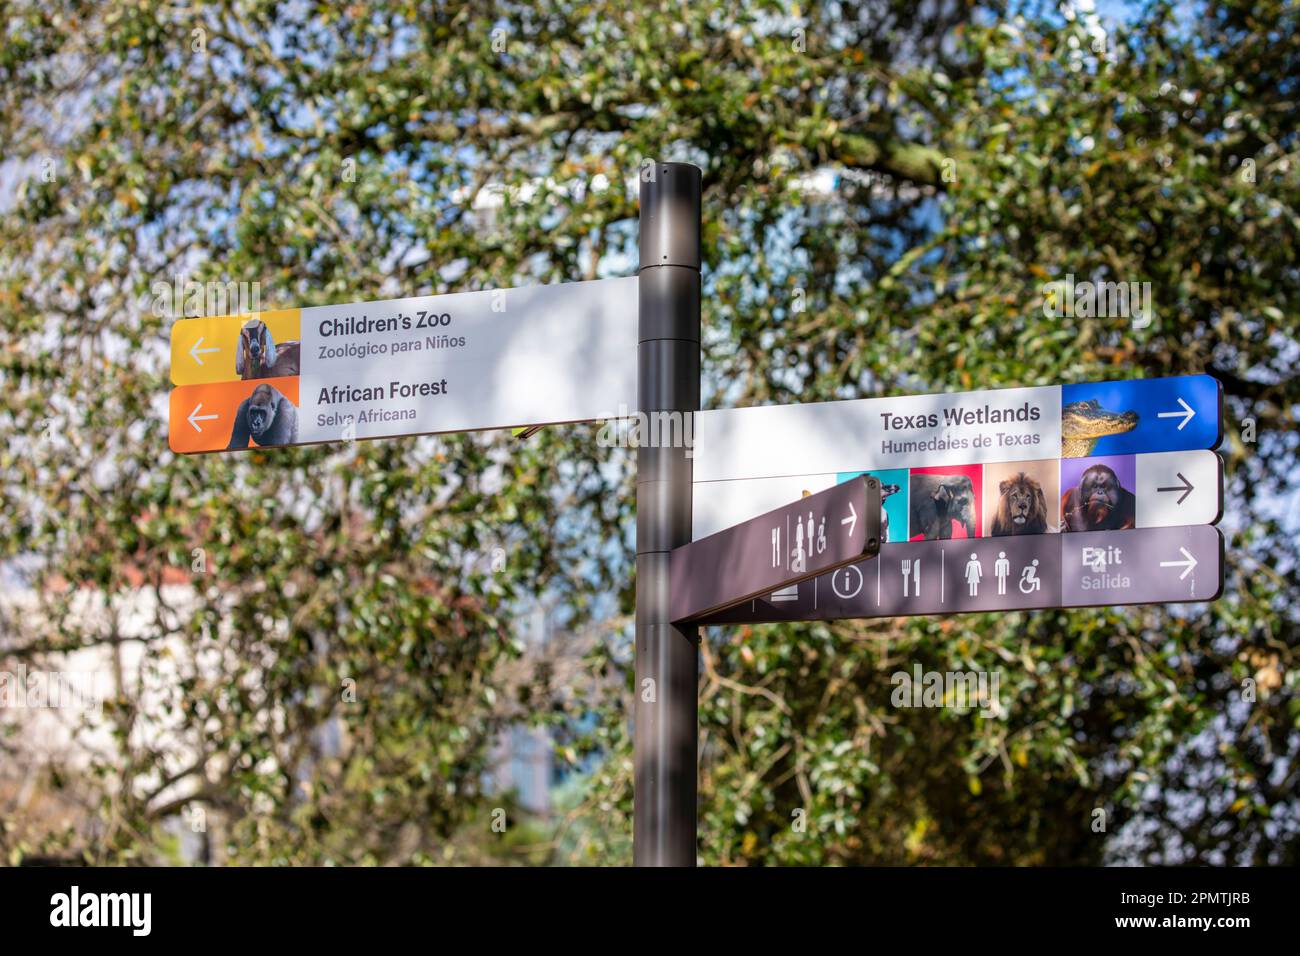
692,374 -> 1221,482
694,384 -> 1061,481
169,277 -> 638,453
695,474 -> 839,538
694,450 -> 1222,541
1134,450 -> 1222,527
299,278 -> 637,443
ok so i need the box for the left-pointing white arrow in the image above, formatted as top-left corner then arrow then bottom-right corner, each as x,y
188,404 -> 219,432
189,337 -> 220,365
1159,546 -> 1198,580
1157,397 -> 1195,431
841,502 -> 858,536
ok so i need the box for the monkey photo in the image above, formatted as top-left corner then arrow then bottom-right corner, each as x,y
227,384 -> 298,449
1061,463 -> 1136,532
236,318 -> 301,380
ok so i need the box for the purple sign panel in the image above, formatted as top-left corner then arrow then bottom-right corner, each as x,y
669,477 -> 881,622
1060,525 -> 1222,605
698,525 -> 1222,625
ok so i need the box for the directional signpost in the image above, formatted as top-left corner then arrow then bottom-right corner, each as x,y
168,160 -> 1231,868
682,374 -> 1225,629
668,477 -> 881,622
168,278 -> 638,453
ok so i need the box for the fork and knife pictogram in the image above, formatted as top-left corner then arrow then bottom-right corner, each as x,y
901,559 -> 921,597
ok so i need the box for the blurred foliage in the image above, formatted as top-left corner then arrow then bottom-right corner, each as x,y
0,0 -> 1296,865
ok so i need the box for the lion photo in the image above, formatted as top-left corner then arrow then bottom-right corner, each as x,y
982,459 -> 1059,536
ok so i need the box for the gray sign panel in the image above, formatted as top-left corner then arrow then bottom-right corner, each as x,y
1061,524 -> 1222,605
670,477 -> 881,622
699,525 -> 1222,625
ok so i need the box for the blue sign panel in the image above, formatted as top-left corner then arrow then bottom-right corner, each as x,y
1060,374 -> 1221,458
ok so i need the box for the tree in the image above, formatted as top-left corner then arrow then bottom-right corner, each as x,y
0,0 -> 1295,866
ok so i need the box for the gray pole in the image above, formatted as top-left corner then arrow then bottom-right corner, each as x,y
635,161 -> 701,867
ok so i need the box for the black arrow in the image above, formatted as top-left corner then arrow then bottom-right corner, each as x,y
1157,472 -> 1194,505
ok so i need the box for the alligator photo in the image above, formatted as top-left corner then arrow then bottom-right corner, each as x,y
1061,399 -> 1139,457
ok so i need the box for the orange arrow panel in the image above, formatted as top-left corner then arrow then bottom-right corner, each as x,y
169,309 -> 301,386
169,377 -> 300,454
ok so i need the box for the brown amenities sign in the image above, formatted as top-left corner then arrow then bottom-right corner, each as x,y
670,476 -> 882,622
695,524 -> 1223,625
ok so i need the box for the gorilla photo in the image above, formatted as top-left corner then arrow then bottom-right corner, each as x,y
226,383 -> 299,450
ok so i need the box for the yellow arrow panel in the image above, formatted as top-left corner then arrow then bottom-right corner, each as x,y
169,309 -> 301,386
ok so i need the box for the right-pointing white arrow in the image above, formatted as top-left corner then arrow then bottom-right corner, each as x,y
1160,546 -> 1198,580
1157,397 -> 1195,431
188,403 -> 219,433
841,502 -> 858,536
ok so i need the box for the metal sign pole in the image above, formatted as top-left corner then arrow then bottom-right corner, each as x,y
634,162 -> 701,866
